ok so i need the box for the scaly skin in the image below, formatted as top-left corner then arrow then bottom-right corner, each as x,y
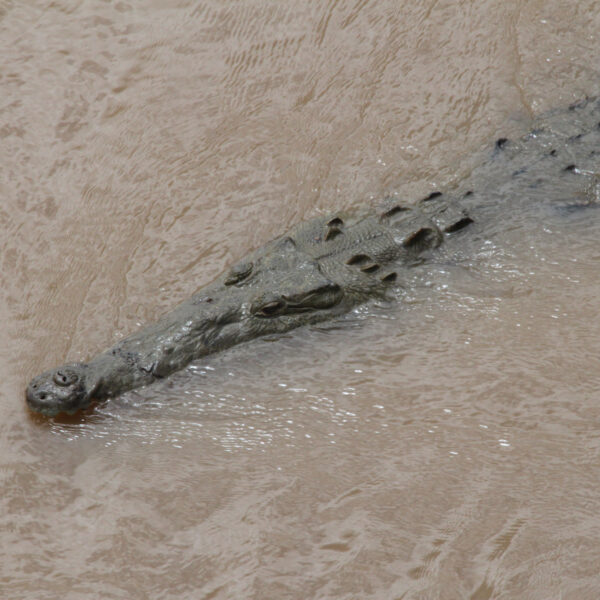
25,196 -> 471,416
26,96 -> 600,416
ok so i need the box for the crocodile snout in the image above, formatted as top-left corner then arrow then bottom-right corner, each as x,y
26,363 -> 91,416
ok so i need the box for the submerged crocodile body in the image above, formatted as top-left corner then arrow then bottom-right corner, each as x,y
26,97 -> 600,416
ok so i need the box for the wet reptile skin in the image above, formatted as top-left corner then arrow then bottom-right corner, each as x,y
26,97 -> 600,416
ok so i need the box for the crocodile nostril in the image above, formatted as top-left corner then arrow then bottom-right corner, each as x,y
53,370 -> 77,387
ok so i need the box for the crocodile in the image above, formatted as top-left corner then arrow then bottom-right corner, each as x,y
26,96 -> 600,416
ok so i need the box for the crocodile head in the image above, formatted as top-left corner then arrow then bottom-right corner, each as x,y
26,236 -> 347,417
25,363 -> 92,416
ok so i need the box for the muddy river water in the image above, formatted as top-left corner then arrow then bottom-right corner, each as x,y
2,1 -> 600,598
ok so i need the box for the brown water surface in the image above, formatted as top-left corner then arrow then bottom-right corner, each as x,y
2,1 -> 600,598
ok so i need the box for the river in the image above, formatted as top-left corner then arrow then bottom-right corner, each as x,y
2,1 -> 600,598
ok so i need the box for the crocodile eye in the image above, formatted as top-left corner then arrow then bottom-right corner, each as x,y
258,300 -> 285,317
225,262 -> 253,286
53,370 -> 77,387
